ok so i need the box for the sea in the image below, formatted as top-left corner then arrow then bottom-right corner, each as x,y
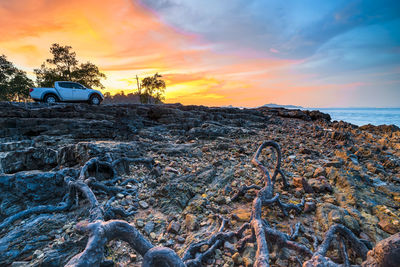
309,108 -> 400,127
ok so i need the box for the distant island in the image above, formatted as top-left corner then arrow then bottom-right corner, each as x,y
261,103 -> 304,109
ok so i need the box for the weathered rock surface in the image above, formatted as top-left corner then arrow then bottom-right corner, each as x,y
363,232 -> 400,267
0,102 -> 398,266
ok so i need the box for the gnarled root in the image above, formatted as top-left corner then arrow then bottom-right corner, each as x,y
250,141 -> 304,216
302,224 -> 369,266
231,184 -> 262,201
246,141 -> 368,266
183,217 -> 250,266
3,141 -> 393,266
142,247 -> 185,267
66,220 -> 154,267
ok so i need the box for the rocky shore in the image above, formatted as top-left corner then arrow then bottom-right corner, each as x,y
0,102 -> 399,266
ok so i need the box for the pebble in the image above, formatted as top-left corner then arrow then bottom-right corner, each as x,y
243,257 -> 253,267
200,244 -> 208,252
176,236 -> 186,243
139,200 -> 149,209
304,202 -> 316,213
165,239 -> 175,247
232,252 -> 242,264
136,219 -> 144,228
232,208 -> 251,221
129,254 -> 137,262
144,221 -> 155,235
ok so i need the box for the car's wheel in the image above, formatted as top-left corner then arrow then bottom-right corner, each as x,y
89,94 -> 101,105
44,94 -> 58,104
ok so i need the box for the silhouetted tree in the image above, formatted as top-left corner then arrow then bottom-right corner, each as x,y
140,73 -> 166,104
34,43 -> 106,88
0,55 -> 34,101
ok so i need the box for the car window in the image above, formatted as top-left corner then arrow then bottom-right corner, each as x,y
58,82 -> 72,89
69,82 -> 85,89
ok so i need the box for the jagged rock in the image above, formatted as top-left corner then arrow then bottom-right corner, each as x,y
167,221 -> 181,234
293,177 -> 314,193
0,214 -> 68,265
308,176 -> 333,193
330,130 -> 351,141
0,103 -> 399,266
58,141 -> 140,167
184,214 -> 199,231
144,221 -> 155,235
0,147 -> 57,174
139,201 -> 149,209
374,205 -> 400,235
313,167 -> 326,178
316,203 -> 360,233
360,124 -> 400,135
189,123 -> 226,138
0,170 -> 70,210
256,107 -> 331,122
232,252 -> 242,264
363,232 -> 400,267
304,202 -> 316,213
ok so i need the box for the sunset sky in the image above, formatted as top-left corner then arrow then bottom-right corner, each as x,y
0,0 -> 399,107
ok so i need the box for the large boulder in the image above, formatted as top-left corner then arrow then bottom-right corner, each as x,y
363,232 -> 400,267
0,147 -> 57,174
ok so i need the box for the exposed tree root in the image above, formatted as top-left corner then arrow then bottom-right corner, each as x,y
1,141 -> 397,266
303,224 -> 369,266
0,175 -> 100,232
240,141 -> 370,266
142,247 -> 185,267
0,198 -> 73,232
182,218 -> 250,266
85,177 -> 137,196
63,141 -> 373,267
65,215 -> 249,267
65,220 -> 155,267
0,156 -> 150,236
250,141 -> 304,217
104,196 -> 137,220
231,184 -> 261,202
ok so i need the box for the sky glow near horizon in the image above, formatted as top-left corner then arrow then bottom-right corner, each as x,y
0,0 -> 399,107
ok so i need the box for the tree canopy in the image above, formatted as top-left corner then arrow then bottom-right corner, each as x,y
0,55 -> 34,101
34,43 -> 106,88
140,73 -> 166,104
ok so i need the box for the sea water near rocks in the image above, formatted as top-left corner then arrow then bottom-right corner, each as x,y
310,108 -> 400,127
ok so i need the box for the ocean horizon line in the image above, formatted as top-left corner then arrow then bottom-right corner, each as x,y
308,107 -> 400,110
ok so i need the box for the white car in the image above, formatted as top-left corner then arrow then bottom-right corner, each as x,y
29,81 -> 104,105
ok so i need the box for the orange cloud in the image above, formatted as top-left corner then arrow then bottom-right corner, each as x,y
0,0 -> 364,107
